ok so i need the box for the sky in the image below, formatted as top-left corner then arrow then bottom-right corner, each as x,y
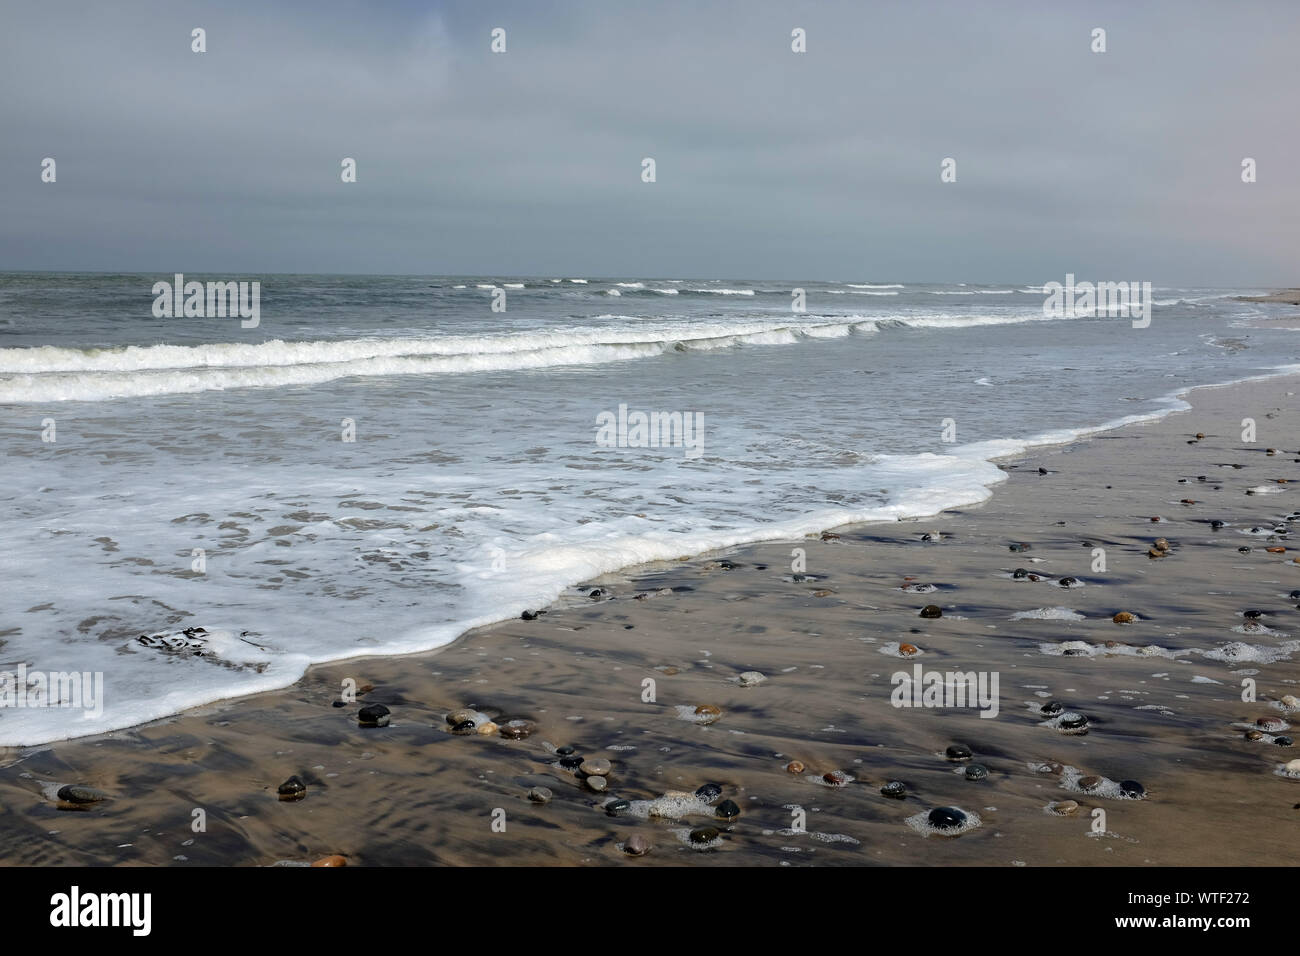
1,0 -> 1297,284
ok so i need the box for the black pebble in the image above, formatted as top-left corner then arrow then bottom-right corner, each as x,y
1040,701 -> 1063,717
1060,713 -> 1089,730
946,744 -> 972,761
695,783 -> 722,802
451,719 -> 476,733
331,700 -> 346,708
881,781 -> 907,799
688,826 -> 720,844
1119,780 -> 1145,798
521,610 -> 538,620
964,764 -> 988,780
1276,736 -> 1294,747
1013,568 -> 1028,579
928,806 -> 967,830
556,745 -> 576,756
715,799 -> 741,820
277,776 -> 306,799
558,755 -> 584,769
358,703 -> 390,727
1059,576 -> 1077,588
605,799 -> 631,816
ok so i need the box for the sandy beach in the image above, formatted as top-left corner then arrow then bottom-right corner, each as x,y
3,372 -> 1299,867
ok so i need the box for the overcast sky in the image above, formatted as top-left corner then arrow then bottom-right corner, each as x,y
1,0 -> 1296,284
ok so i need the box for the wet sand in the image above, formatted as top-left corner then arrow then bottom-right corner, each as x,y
5,375 -> 1300,867
1236,289 -> 1300,306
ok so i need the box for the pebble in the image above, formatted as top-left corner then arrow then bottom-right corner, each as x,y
964,764 -> 988,780
1119,780 -> 1145,798
477,721 -> 499,735
1153,538 -> 1170,551
556,745 -> 576,755
737,671 -> 766,686
585,775 -> 608,793
1277,736 -> 1294,747
56,785 -> 107,805
1240,547 -> 1252,553
1287,759 -> 1300,774
898,642 -> 920,657
277,776 -> 306,801
1245,729 -> 1265,741
881,781 -> 907,799
689,826 -> 720,845
446,710 -> 477,726
695,783 -> 722,802
499,719 -> 536,740
520,610 -> 539,620
1257,716 -> 1286,732
357,703 -> 390,727
558,755 -> 585,770
694,704 -> 722,716
606,799 -> 631,816
919,605 -> 942,618
1283,695 -> 1300,708
927,806 -> 967,830
786,761 -> 805,774
451,720 -> 476,733
580,757 -> 612,777
1049,800 -> 1079,815
1010,543 -> 1031,552
1077,775 -> 1103,791
311,855 -> 347,867
624,834 -> 650,856
1243,609 -> 1264,619
1147,548 -> 1165,558
1112,611 -> 1136,624
1040,701 -> 1063,717
715,799 -> 741,820
1012,568 -> 1029,579
527,787 -> 553,804
1059,576 -> 1078,587
1211,520 -> 1225,529
1059,712 -> 1090,730
946,744 -> 972,761
823,770 -> 849,787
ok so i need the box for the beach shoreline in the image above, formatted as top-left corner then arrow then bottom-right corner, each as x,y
5,371 -> 1300,866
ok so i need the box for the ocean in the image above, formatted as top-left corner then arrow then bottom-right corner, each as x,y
0,272 -> 1296,745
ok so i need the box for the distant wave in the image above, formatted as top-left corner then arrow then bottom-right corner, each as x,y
0,307 -> 1107,403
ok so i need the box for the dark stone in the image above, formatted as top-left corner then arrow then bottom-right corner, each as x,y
1013,568 -> 1028,579
919,605 -> 942,618
1059,712 -> 1089,730
1040,700 -> 1063,717
715,799 -> 741,821
946,744 -> 972,761
556,745 -> 576,756
277,776 -> 306,800
1210,520 -> 1224,529
964,764 -> 988,780
1059,576 -> 1077,588
881,781 -> 907,799
688,826 -> 720,845
1243,609 -> 1264,619
521,610 -> 538,620
588,588 -> 606,599
605,798 -> 632,816
1119,779 -> 1145,798
358,703 -> 390,727
451,720 -> 476,733
694,783 -> 722,802
928,806 -> 967,830
57,785 -> 107,805
558,755 -> 585,769
1276,736 -> 1294,747
1010,543 -> 1031,552
331,700 -> 346,708
1239,547 -> 1251,553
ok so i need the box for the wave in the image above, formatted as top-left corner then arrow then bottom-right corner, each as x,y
846,283 -> 904,289
0,320 -> 876,402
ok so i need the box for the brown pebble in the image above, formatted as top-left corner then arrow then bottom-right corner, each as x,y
812,589 -> 834,597
785,761 -> 805,774
898,642 -> 920,657
311,855 -> 348,867
1112,611 -> 1136,624
822,770 -> 848,786
1153,537 -> 1170,551
1149,516 -> 1161,522
1147,548 -> 1164,558
623,834 -> 650,857
1180,499 -> 1196,505
694,704 -> 721,716
1195,432 -> 1205,439
1077,775 -> 1103,791
1051,800 -> 1079,815
1245,729 -> 1265,741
